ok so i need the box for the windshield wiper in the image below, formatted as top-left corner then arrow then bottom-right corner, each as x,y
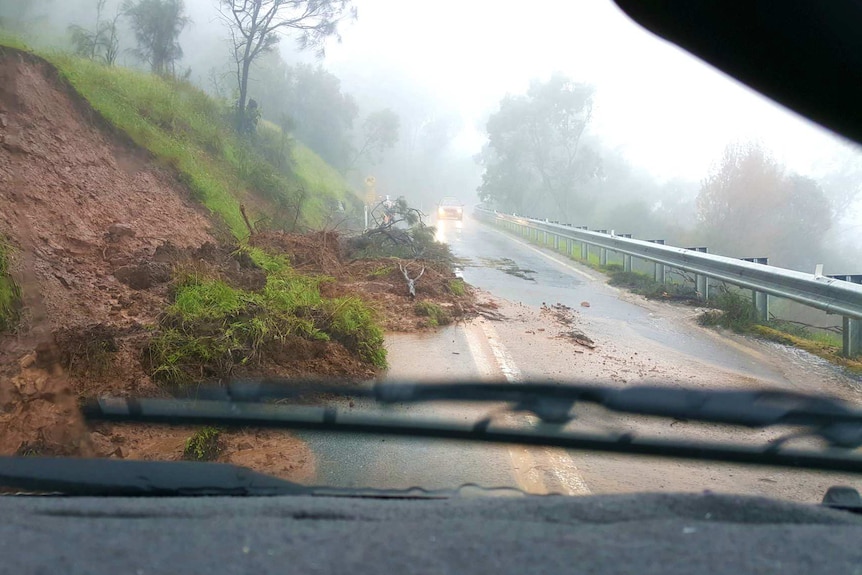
81,380 -> 862,475
174,380 -> 862,448
0,456 -> 310,496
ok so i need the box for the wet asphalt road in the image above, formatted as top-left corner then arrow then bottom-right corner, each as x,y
302,215 -> 861,500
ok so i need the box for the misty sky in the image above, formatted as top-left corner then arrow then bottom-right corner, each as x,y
321,0 -> 861,183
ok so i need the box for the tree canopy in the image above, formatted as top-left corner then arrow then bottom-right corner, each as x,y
478,74 -> 598,220
349,108 -> 400,170
123,0 -> 190,76
218,0 -> 355,133
697,143 -> 832,269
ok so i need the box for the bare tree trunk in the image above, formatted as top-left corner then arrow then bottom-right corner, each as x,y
236,45 -> 253,132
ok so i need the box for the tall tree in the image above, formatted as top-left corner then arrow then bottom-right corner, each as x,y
478,75 -> 598,220
218,0 -> 356,133
348,108 -> 400,170
68,0 -> 121,65
696,143 -> 832,269
123,0 -> 190,76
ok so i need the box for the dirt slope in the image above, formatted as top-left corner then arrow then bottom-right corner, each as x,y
0,49 -> 215,345
0,49 -> 316,477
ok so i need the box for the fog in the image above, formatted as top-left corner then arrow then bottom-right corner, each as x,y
3,0 -> 861,272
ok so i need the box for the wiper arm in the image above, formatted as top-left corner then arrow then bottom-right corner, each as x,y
374,383 -> 862,446
0,456 -> 310,496
81,395 -> 862,475
183,380 -> 862,448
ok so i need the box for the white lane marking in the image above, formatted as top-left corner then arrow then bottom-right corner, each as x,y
544,448 -> 592,496
478,321 -> 522,383
462,320 -> 591,495
479,222 -> 597,281
462,322 -> 496,379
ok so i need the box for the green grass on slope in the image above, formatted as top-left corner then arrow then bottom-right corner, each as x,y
45,53 -> 251,238
147,247 -> 386,384
259,120 -> 360,224
0,237 -> 21,332
0,30 -> 27,51
0,36 -> 357,239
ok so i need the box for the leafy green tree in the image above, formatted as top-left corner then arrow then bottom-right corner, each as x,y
218,0 -> 356,133
122,0 -> 190,76
68,0 -> 121,65
478,74 -> 598,220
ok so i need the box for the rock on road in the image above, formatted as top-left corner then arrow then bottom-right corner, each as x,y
303,215 -> 862,503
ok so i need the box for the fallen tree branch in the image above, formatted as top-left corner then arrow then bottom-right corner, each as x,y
399,263 -> 425,298
240,204 -> 255,237
561,327 -> 597,349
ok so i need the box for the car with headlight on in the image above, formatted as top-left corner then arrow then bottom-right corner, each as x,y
436,197 -> 464,220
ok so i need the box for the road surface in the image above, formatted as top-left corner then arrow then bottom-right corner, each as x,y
304,215 -> 862,502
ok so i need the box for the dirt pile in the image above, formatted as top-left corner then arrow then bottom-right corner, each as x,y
0,50 -> 355,478
250,230 -> 476,331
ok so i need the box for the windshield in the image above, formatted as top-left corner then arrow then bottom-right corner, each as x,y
1,0 -> 861,503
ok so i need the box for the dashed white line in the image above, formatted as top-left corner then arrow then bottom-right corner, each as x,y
461,320 -> 591,495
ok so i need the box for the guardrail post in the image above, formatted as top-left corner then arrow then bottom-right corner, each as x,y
648,240 -> 665,283
844,317 -> 862,358
600,248 -> 608,266
581,242 -> 588,261
743,258 -> 770,320
554,234 -> 560,251
617,235 -> 632,272
697,276 -> 709,301
687,247 -> 710,301
753,291 -> 769,322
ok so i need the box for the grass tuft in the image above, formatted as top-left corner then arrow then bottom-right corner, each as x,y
415,301 -> 452,327
698,290 -> 758,332
447,278 -> 467,297
147,249 -> 386,383
0,237 -> 21,332
183,427 -> 222,461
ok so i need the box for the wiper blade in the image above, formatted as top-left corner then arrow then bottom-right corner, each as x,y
183,380 -> 862,448
0,456 -> 310,496
81,397 -> 862,475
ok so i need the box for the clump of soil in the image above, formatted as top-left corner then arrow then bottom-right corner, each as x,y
541,302 -> 596,349
250,230 -> 344,274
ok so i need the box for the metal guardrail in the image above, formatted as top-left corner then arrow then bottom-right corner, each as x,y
473,207 -> 862,358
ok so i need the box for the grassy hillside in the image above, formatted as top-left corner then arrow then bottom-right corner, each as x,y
1,34 -> 358,240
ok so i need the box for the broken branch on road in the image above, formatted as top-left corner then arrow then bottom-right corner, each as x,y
399,263 -> 425,298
